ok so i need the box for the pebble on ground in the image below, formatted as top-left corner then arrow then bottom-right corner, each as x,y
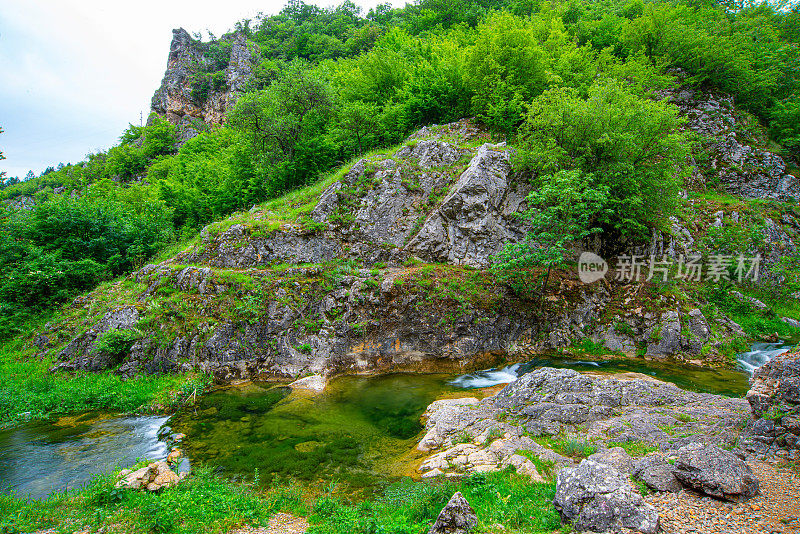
647,461 -> 800,534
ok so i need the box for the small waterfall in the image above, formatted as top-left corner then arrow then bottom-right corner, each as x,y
737,342 -> 792,374
449,363 -> 521,388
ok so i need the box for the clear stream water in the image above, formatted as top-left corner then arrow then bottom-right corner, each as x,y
1,343 -> 794,499
0,413 -> 170,499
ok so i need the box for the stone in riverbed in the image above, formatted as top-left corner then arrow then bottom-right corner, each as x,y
289,374 -> 327,393
673,443 -> 759,502
554,459 -> 659,534
427,491 -> 478,534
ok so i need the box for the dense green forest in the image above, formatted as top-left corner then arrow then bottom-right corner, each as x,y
0,0 -> 798,338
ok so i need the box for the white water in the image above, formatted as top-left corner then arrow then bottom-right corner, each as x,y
449,363 -> 522,388
737,342 -> 792,373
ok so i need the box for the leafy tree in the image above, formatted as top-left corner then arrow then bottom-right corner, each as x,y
495,170 -> 609,298
514,80 -> 689,245
334,101 -> 379,155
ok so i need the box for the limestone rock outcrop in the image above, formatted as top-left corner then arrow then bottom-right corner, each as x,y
116,461 -> 185,492
427,492 -> 478,534
673,443 -> 759,502
668,85 -> 799,202
150,28 -> 257,131
415,368 -> 750,485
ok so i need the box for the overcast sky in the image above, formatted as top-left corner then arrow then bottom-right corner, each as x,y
0,0 -> 403,179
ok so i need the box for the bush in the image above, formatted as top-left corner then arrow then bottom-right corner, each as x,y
514,80 -> 689,245
93,329 -> 143,357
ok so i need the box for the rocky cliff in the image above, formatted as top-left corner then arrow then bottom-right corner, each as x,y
39,109 -> 799,381
742,349 -> 800,461
150,28 -> 257,138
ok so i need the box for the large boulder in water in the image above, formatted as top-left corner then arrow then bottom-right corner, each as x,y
554,459 -> 659,534
673,443 -> 759,502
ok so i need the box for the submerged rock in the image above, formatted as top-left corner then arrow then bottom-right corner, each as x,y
289,374 -> 327,393
427,491 -> 478,534
554,459 -> 659,534
673,443 -> 759,502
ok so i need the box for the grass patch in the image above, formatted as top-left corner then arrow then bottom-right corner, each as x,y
532,434 -> 598,459
516,450 -> 556,479
704,285 -> 800,339
307,471 -> 560,534
606,441 -> 659,457
0,466 -> 271,534
1,468 -> 561,534
0,359 -> 210,428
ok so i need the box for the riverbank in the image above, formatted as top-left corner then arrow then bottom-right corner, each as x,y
3,351 -> 800,534
0,466 -> 561,534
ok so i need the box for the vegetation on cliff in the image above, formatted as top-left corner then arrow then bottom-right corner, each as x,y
2,0 -> 799,342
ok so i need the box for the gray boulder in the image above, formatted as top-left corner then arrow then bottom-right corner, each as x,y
646,310 -> 681,356
673,444 -> 759,501
407,143 -> 528,267
634,455 -> 682,493
588,447 -> 635,474
428,491 -> 478,534
554,459 -> 659,534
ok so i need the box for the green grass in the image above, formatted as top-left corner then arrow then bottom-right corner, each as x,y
0,466 -> 275,534
0,311 -> 210,429
1,468 -> 562,534
704,285 -> 800,339
606,441 -> 659,457
201,144 -> 403,239
516,450 -> 556,479
306,471 -> 561,534
532,434 -> 598,459
0,359 -> 209,428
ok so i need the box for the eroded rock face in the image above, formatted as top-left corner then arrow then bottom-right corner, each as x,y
554,459 -> 659,534
673,443 -> 759,502
408,143 -> 528,267
427,492 -> 478,534
742,349 -> 800,460
150,29 -> 257,129
188,139 -> 527,270
55,306 -> 140,371
668,85 -> 799,202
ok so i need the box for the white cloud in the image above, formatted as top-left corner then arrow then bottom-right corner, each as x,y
0,0 -> 405,178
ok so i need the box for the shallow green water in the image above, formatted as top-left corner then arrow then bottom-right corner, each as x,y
167,374 -> 459,492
